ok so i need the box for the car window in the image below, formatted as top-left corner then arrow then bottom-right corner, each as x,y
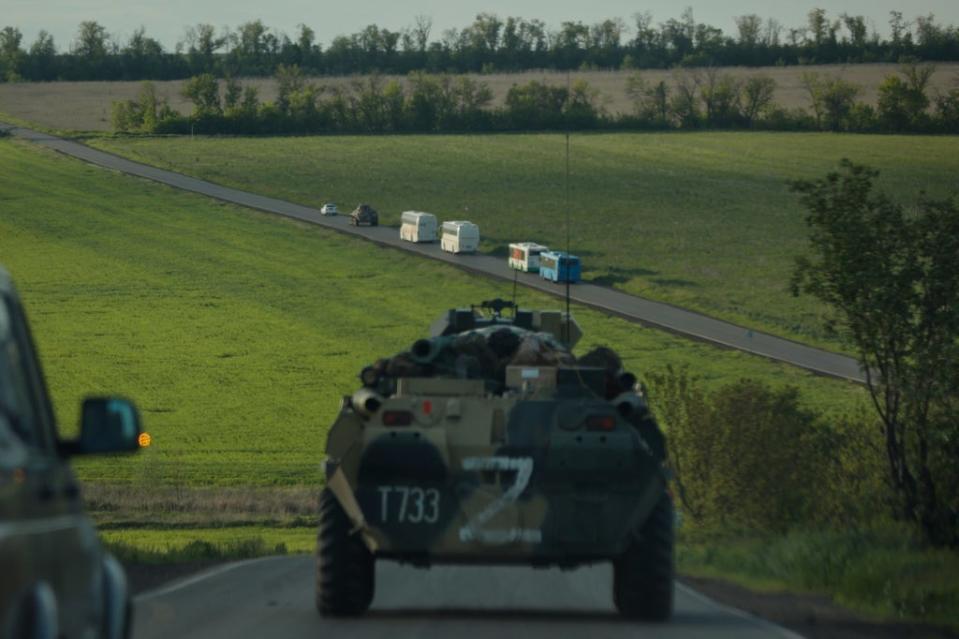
0,297 -> 50,451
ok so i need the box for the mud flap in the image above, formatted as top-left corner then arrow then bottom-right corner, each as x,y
327,467 -> 379,552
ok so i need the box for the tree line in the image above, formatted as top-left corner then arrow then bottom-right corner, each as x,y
3,9 -> 959,82
111,61 -> 959,135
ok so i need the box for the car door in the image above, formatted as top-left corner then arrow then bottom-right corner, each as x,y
0,292 -> 101,638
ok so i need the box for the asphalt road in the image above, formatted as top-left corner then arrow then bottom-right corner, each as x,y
133,556 -> 802,639
3,123 -> 864,383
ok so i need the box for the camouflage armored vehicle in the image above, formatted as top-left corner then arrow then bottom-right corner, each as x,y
316,299 -> 672,620
350,203 -> 379,227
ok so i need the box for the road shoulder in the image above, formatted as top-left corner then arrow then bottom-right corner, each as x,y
682,576 -> 959,639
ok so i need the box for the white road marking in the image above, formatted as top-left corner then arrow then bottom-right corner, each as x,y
134,556 -> 278,602
677,583 -> 806,639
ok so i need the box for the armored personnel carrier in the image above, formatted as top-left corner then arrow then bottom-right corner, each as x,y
316,299 -> 673,620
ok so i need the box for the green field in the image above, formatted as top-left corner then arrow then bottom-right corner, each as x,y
680,527 -> 959,628
91,131 -> 959,350
5,133 -> 957,628
0,138 -> 865,487
101,526 -> 316,563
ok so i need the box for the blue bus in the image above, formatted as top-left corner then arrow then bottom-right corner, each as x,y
538,250 -> 582,283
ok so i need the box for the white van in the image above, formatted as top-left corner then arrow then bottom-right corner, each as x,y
399,211 -> 438,243
508,242 -> 550,272
441,221 -> 480,254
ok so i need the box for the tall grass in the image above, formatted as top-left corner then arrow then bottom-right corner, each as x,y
680,527 -> 959,627
101,526 -> 316,563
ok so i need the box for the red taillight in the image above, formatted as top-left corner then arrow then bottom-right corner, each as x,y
586,415 -> 616,431
382,410 -> 413,427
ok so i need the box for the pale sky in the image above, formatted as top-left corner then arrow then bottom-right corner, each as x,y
4,0 -> 958,52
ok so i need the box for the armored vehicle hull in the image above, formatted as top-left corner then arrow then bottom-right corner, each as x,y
317,300 -> 673,620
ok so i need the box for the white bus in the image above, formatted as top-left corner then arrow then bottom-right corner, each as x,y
441,221 -> 480,254
508,242 -> 549,272
399,211 -> 438,243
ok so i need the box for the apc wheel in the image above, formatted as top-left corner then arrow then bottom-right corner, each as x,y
613,493 -> 674,621
316,488 -> 374,616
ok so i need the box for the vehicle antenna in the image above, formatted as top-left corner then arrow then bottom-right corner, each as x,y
564,69 -> 571,346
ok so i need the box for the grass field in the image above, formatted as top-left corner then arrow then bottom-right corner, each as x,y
101,526 -> 316,563
4,134 -> 956,628
680,527 -> 959,628
2,63 -> 958,132
90,131 -> 959,350
0,137 -> 866,487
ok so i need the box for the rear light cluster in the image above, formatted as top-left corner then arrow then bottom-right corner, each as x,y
586,415 -> 616,431
382,411 -> 413,427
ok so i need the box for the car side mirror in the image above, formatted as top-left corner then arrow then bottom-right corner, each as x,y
73,397 -> 143,455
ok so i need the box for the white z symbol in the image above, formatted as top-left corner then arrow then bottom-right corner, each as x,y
459,456 -> 542,545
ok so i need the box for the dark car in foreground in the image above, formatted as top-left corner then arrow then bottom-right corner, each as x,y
0,265 -> 143,639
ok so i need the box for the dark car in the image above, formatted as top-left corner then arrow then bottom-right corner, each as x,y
0,265 -> 143,639
350,203 -> 379,227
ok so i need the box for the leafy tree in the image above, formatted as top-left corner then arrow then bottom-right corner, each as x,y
72,21 -> 109,59
735,15 -> 763,48
182,23 -> 224,73
669,69 -> 701,128
504,80 -> 567,128
138,81 -> 160,130
626,73 -> 670,124
122,27 -> 164,78
451,76 -> 493,129
807,8 -> 829,48
700,69 -> 742,126
801,72 -> 860,130
407,72 -> 455,130
877,61 -> 934,130
224,76 -> 242,111
0,26 -> 24,81
182,73 -> 221,116
275,64 -> 304,114
841,14 -> 868,51
740,75 -> 777,125
791,161 -> 959,546
646,366 -> 830,533
565,79 -> 602,127
411,15 -> 432,52
27,30 -> 57,80
935,86 -> 959,132
240,86 -> 260,115
111,81 -> 172,132
294,24 -> 317,68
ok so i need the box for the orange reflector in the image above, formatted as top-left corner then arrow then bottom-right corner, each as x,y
382,411 -> 413,427
586,415 -> 616,431
138,432 -> 152,448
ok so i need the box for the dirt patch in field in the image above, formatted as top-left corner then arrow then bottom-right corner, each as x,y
85,483 -> 318,527
2,63 -> 957,132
